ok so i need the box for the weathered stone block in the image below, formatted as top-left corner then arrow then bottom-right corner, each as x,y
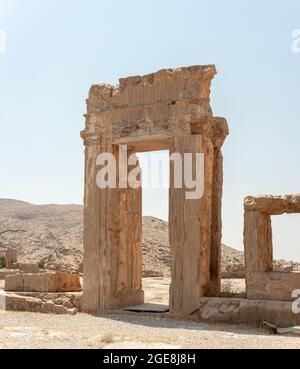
244,195 -> 300,215
198,297 -> 300,327
247,271 -> 300,301
5,293 -> 79,315
5,294 -> 42,312
4,272 -> 82,293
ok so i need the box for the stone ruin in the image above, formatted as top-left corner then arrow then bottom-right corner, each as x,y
5,247 -> 18,269
1,248 -> 82,315
198,195 -> 300,326
80,65 -> 300,326
3,270 -> 82,315
5,271 -> 81,293
244,195 -> 300,301
81,65 -> 229,315
2,248 -> 40,273
2,65 -> 299,325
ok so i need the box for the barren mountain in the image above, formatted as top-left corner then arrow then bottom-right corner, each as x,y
0,199 -> 83,270
0,199 -> 246,274
142,216 -> 244,276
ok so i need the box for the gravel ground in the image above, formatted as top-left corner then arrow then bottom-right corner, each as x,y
1,311 -> 300,349
1,278 -> 300,349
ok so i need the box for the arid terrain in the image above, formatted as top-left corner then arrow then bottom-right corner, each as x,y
0,277 -> 300,349
0,199 -> 244,274
0,278 -> 299,349
2,309 -> 300,349
1,199 -> 300,349
0,199 -> 295,275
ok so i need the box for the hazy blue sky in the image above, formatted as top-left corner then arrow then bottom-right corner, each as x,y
1,0 -> 300,260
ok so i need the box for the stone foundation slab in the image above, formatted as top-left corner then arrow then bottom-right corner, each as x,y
5,272 -> 82,293
198,297 -> 300,327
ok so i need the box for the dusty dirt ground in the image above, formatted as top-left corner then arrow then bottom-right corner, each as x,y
2,310 -> 300,349
143,278 -> 246,304
1,278 -> 300,349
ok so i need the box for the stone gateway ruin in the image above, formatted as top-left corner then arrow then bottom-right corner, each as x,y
81,65 -> 300,326
244,195 -> 300,301
81,65 -> 228,315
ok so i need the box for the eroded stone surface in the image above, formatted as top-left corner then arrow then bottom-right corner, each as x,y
5,272 -> 82,293
5,293 -> 80,315
244,195 -> 300,215
244,194 -> 300,302
81,65 -> 228,315
198,297 -> 300,327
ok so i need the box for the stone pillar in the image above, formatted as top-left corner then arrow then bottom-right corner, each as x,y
192,117 -> 229,297
109,148 -> 144,309
244,210 -> 273,275
169,134 -> 214,315
5,248 -> 18,269
82,144 -> 144,314
244,210 -> 273,299
82,144 -> 102,313
208,149 -> 223,296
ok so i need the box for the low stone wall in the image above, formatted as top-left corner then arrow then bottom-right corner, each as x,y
5,292 -> 82,315
198,297 -> 300,327
5,272 -> 82,293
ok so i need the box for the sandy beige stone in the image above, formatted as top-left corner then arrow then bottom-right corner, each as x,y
198,297 -> 300,327
244,195 -> 300,215
169,134 -> 213,315
81,65 -> 228,315
5,272 -> 81,293
244,194 -> 300,301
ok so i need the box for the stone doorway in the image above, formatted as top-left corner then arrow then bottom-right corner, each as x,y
80,65 -> 228,316
138,150 -> 171,309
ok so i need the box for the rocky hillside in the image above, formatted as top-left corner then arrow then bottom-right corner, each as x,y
0,199 -> 244,274
142,216 -> 244,276
0,199 -> 293,275
0,199 -> 83,270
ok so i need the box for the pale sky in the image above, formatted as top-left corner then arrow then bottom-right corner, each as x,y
0,0 -> 300,260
